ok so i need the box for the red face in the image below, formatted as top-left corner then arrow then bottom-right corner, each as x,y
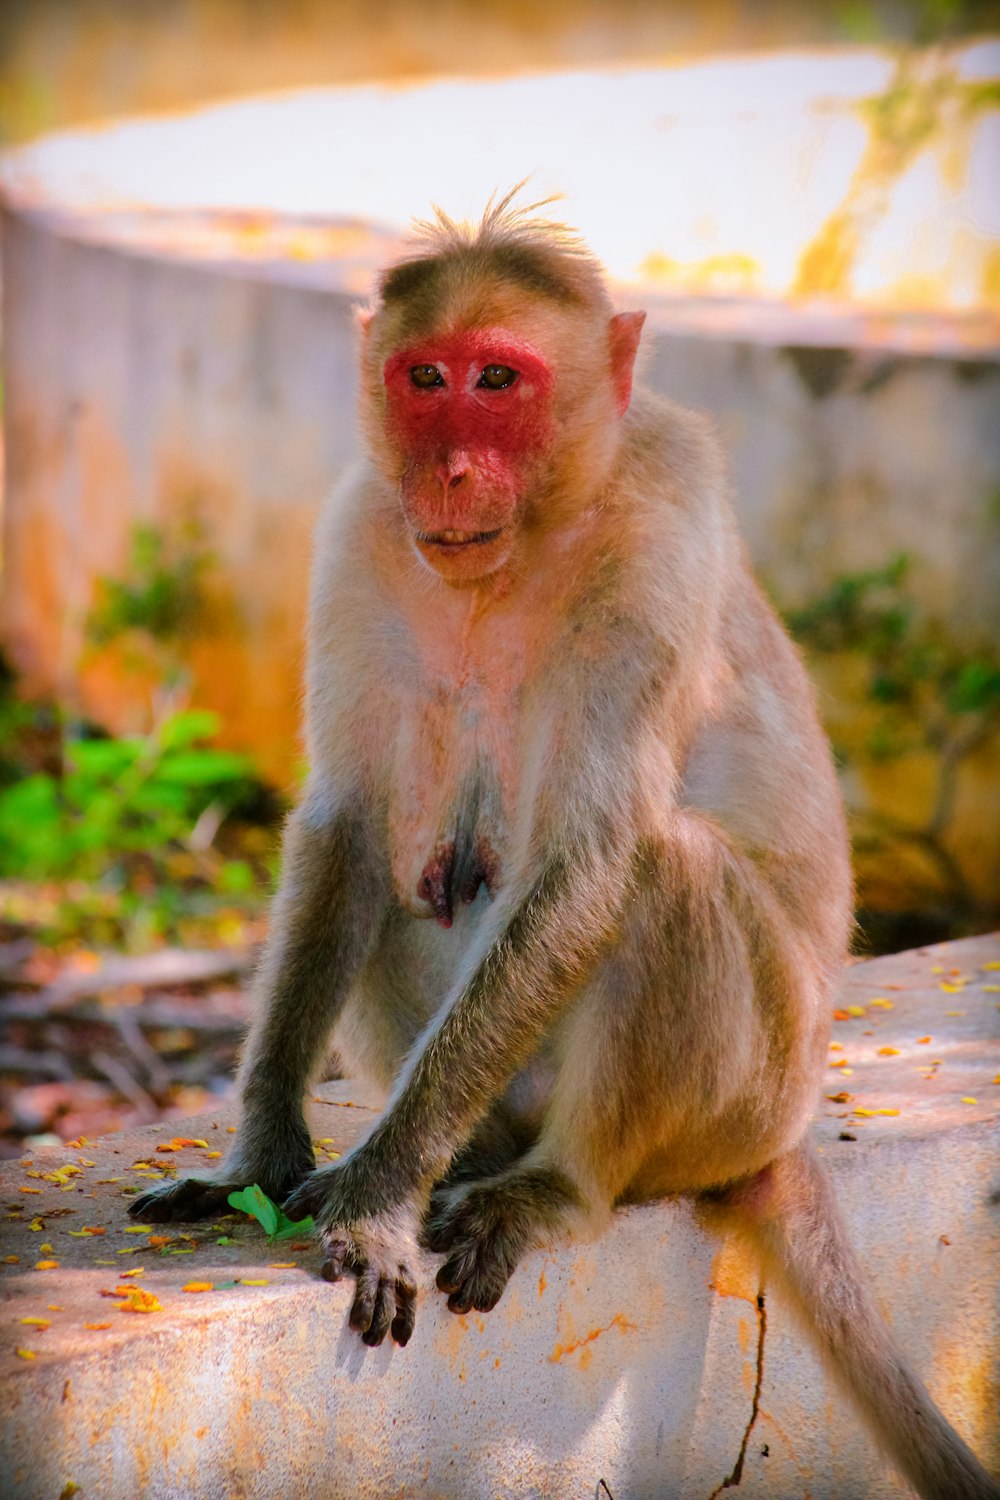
383,327 -> 555,582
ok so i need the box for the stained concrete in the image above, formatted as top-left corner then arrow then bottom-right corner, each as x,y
1,934 -> 998,1499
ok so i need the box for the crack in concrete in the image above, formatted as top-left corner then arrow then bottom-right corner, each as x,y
549,1312 -> 637,1363
707,1288 -> 767,1498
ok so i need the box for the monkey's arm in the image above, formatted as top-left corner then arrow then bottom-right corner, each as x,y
282,833 -> 634,1339
129,792 -> 387,1222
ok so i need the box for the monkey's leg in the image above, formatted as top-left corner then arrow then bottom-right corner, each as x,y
129,800 -> 385,1224
425,814 -> 819,1316
284,818 -> 802,1340
704,1145 -> 1000,1500
282,841 -> 637,1341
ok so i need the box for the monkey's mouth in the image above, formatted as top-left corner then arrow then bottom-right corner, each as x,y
416,528 -> 504,549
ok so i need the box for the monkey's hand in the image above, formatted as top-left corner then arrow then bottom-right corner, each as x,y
283,1161 -> 419,1348
128,1127 -> 316,1224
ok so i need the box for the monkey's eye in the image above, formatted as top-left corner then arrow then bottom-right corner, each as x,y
410,365 -> 445,389
478,364 -> 518,390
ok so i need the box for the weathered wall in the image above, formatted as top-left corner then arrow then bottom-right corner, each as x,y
3,199 -> 998,903
646,329 -> 1000,913
1,207 -> 360,786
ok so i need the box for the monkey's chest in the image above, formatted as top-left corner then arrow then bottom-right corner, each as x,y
387,692 -> 514,928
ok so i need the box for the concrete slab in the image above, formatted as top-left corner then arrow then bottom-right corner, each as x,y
1,934 -> 998,1499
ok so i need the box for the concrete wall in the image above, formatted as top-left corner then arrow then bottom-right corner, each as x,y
3,197 -> 999,900
1,206 -> 359,785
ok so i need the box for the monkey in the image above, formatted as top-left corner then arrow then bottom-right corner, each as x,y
130,191 -> 999,1500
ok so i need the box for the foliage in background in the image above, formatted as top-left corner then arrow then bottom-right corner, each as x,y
85,518 -> 214,718
797,8 -> 1000,303
0,524 -> 282,950
785,554 -> 1000,935
0,707 -> 251,881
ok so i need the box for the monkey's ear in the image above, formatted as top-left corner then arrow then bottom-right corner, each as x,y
609,311 -> 646,417
355,305 -> 376,336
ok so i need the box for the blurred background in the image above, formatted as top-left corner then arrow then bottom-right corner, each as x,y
0,0 -> 997,1154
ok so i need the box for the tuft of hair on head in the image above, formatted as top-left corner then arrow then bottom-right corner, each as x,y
377,182 -> 611,314
412,181 -> 583,258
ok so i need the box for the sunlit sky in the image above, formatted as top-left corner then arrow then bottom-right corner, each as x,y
3,44 -> 998,318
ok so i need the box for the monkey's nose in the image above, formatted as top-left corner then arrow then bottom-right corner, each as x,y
435,457 -> 468,491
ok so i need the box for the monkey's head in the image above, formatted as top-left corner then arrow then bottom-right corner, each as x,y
360,194 -> 645,585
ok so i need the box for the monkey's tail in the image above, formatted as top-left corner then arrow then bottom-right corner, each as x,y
715,1141 -> 999,1500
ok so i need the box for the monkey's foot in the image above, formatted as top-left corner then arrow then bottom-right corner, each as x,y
424,1166 -> 581,1315
127,1176 -> 249,1223
128,1149 -> 314,1223
284,1172 -> 419,1347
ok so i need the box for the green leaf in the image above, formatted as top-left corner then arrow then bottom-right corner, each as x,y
226,1184 -> 313,1239
948,660 -> 1000,714
158,710 -> 221,750
219,859 -> 254,894
227,1184 -> 279,1236
157,750 -> 250,785
272,1211 -> 314,1239
66,738 -> 140,778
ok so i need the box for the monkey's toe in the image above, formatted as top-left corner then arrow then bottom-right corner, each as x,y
421,1199 -> 461,1253
436,1235 -> 510,1314
128,1177 -> 238,1223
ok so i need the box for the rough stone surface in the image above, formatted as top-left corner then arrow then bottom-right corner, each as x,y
1,934 -> 998,1498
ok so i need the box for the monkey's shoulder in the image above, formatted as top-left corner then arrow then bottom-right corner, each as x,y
621,391 -> 731,516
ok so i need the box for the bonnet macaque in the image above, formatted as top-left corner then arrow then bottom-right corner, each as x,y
132,193 -> 998,1500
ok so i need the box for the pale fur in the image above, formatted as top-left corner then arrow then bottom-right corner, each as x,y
130,202 -> 999,1495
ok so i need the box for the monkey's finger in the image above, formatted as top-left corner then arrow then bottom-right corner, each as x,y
319,1234 -> 351,1283
446,1285 -> 475,1316
470,1276 -> 506,1314
436,1240 -> 478,1298
391,1266 -> 418,1347
362,1278 -> 396,1347
349,1261 -> 381,1335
